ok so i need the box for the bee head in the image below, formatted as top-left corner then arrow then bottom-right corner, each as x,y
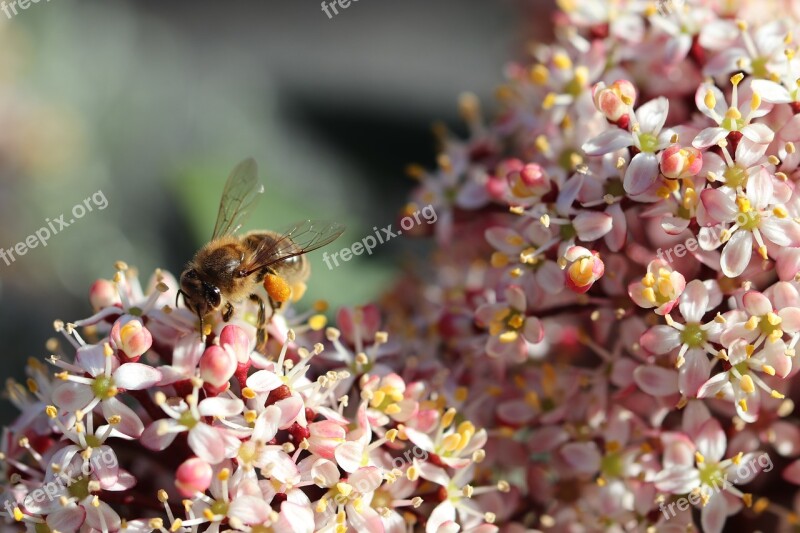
179,268 -> 222,319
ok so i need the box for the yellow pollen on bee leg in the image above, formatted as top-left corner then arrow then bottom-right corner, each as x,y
264,274 -> 292,303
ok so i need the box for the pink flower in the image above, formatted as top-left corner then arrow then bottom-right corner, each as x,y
692,76 -> 774,149
561,245 -> 604,293
52,343 -> 161,437
583,95 -> 673,194
654,419 -> 764,533
475,285 -> 543,362
109,316 -> 152,361
141,382 -> 242,464
628,260 -> 686,315
701,168 -> 800,276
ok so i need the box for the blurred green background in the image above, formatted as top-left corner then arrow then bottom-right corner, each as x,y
0,0 -> 553,420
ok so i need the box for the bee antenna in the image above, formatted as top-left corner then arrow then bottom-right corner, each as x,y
176,289 -> 185,308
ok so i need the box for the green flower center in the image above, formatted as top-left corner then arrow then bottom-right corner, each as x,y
723,165 -> 748,188
751,57 -> 769,79
178,410 -> 198,429
558,148 -> 581,171
760,316 -> 782,337
680,323 -> 706,348
601,452 -> 624,478
734,361 -> 749,375
91,376 -> 116,399
560,224 -> 577,240
638,133 -> 659,153
68,477 -> 90,500
604,178 -> 626,198
739,210 -> 760,231
699,463 -> 724,488
210,499 -> 229,517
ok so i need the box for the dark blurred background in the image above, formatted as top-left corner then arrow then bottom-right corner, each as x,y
0,0 -> 553,422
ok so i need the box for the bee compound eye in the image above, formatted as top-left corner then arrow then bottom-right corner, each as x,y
203,283 -> 222,308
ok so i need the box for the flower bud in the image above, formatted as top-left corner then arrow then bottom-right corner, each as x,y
592,80 -> 637,122
175,457 -> 212,497
219,325 -> 252,364
307,420 -> 346,460
110,316 -> 152,361
199,345 -> 236,392
507,163 -> 551,200
89,279 -> 120,311
563,246 -> 605,294
660,144 -> 703,179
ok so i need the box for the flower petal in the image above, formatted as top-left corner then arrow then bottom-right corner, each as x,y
624,152 -> 659,195
720,231 -> 753,278
113,363 -> 161,390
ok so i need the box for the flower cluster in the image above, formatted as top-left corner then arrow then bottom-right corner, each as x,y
386,0 -> 800,531
0,267 -> 496,532
9,0 -> 800,531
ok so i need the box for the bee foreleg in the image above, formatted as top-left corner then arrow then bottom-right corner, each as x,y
249,294 -> 267,350
222,302 -> 234,322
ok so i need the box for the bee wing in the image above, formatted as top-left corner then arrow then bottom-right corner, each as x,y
242,220 -> 346,276
211,158 -> 265,239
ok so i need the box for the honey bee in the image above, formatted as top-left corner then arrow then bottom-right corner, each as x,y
178,158 -> 345,345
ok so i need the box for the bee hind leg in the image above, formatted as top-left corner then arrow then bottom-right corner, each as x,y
249,294 -> 268,351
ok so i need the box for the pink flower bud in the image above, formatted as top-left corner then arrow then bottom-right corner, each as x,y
219,325 -> 252,364
507,163 -> 551,200
199,345 -> 236,392
175,458 -> 212,497
89,279 -> 120,311
563,246 -> 605,294
110,316 -> 152,361
593,80 -> 637,122
660,144 -> 703,179
519,163 -> 545,187
307,420 -> 346,460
